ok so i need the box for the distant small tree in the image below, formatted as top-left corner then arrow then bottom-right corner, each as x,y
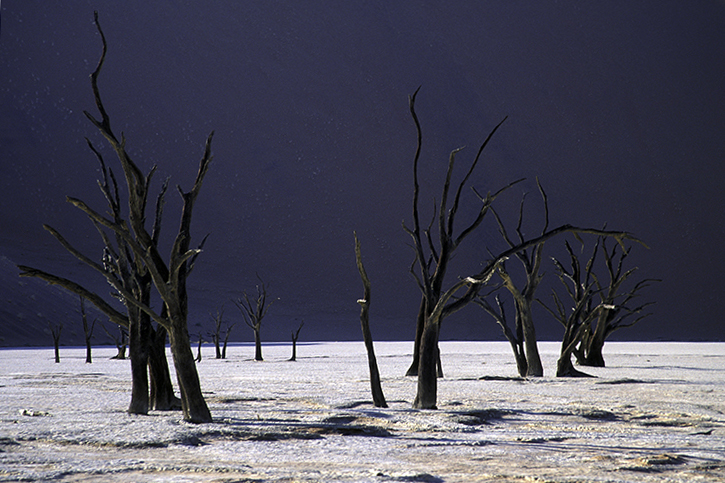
210,306 -> 235,359
102,324 -> 128,359
289,321 -> 304,362
49,322 -> 62,363
195,333 -> 204,362
235,276 -> 273,361
79,296 -> 97,364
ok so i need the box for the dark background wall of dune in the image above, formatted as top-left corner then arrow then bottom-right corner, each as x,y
1,1 -> 724,346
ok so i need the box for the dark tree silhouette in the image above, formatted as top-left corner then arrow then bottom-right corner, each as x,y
414,225 -> 637,408
545,237 -> 657,372
354,233 -> 387,408
395,91 -> 641,408
210,306 -> 235,359
474,292 -> 528,377
481,181 -> 553,376
49,322 -> 62,363
546,239 -> 601,377
195,333 -> 204,362
289,321 -> 304,362
79,296 -> 96,364
19,12 -> 212,422
403,87 -> 518,378
102,323 -> 128,359
235,276 -> 273,362
577,239 -> 657,367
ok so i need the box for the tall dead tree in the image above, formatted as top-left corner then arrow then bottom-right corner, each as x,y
482,181 -> 551,377
19,13 -> 212,423
235,276 -> 272,362
403,87 -> 517,378
354,233 -> 387,408
19,18 -> 179,414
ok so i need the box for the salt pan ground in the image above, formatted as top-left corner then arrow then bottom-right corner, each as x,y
1,341 -> 723,482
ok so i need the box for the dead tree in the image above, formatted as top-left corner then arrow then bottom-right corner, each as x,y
548,238 -> 658,368
49,322 -> 62,363
102,323 -> 128,359
474,292 -> 528,377
545,239 -> 601,377
579,240 -> 657,366
195,333 -> 204,362
19,70 -> 179,414
413,225 -> 639,408
403,87 -> 518,378
210,306 -> 235,359
482,181 -> 551,376
289,321 -> 304,361
235,276 -> 272,362
211,307 -> 224,359
19,13 -> 212,423
354,233 -> 387,408
390,89 -> 642,408
79,296 -> 96,364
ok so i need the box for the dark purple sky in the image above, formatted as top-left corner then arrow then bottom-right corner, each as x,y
1,1 -> 724,343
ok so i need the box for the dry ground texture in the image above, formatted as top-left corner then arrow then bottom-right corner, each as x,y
1,341 -> 723,482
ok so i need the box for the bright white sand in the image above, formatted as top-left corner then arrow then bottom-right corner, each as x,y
1,341 -> 723,482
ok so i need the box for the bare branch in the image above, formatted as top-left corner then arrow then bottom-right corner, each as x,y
18,265 -> 129,328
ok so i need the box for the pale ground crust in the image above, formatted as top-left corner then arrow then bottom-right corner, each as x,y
1,341 -> 723,482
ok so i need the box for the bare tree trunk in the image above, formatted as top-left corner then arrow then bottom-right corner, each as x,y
413,320 -> 440,409
195,334 -> 203,362
405,299 -> 426,377
520,309 -> 543,377
168,323 -> 212,423
128,308 -> 150,415
557,337 -> 593,377
148,326 -> 180,410
50,323 -> 62,363
253,329 -> 263,361
79,296 -> 96,364
289,339 -> 297,362
211,306 -> 224,359
581,318 -> 607,367
354,234 -> 387,408
85,339 -> 93,364
222,331 -> 231,360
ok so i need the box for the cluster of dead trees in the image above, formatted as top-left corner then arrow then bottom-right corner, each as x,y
355,88 -> 656,409
19,13 -> 656,421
